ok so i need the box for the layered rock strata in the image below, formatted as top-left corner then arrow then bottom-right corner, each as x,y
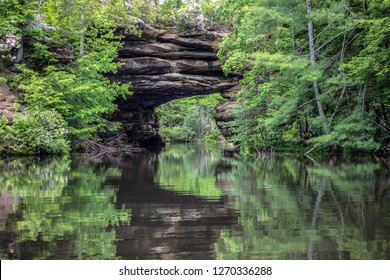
215,85 -> 241,141
109,24 -> 239,147
0,85 -> 17,122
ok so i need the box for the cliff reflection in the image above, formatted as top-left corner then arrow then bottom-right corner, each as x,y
112,144 -> 238,259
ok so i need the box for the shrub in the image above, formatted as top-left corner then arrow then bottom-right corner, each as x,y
176,3 -> 206,33
0,109 -> 70,155
0,76 -> 7,85
332,111 -> 380,153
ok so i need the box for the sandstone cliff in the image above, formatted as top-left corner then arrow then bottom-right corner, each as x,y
109,23 -> 239,147
0,85 -> 17,122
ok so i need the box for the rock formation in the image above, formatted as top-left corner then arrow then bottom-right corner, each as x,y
109,23 -> 239,147
215,85 -> 241,142
0,85 -> 17,122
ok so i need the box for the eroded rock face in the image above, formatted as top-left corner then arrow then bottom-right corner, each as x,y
215,85 -> 241,143
0,85 -> 18,122
110,23 -> 239,147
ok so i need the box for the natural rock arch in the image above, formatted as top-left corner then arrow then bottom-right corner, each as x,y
108,23 -> 239,147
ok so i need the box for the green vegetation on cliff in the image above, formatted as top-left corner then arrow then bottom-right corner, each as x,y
0,0 -> 221,155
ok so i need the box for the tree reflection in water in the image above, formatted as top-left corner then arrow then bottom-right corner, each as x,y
214,156 -> 390,260
0,157 -> 130,260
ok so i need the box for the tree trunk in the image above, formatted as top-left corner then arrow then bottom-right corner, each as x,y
79,10 -> 85,55
16,41 -> 23,62
306,0 -> 329,134
298,117 -> 302,139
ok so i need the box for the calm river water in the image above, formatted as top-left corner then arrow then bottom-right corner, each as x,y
0,144 -> 389,260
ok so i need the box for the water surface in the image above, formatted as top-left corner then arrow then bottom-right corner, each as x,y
0,144 -> 389,259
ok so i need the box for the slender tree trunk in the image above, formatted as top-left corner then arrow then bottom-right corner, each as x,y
79,35 -> 84,55
298,118 -> 302,139
168,104 -> 173,129
16,41 -> 23,62
306,0 -> 329,134
80,10 -> 85,55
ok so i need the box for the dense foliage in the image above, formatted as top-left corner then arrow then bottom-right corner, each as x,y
126,0 -> 220,31
0,109 -> 69,155
156,94 -> 224,143
0,0 -> 134,154
1,0 -> 389,155
217,0 -> 390,154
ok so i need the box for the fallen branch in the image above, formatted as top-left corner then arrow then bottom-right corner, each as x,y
85,133 -> 145,157
304,144 -> 319,156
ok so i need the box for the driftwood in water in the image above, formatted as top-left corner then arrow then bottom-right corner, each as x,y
85,133 -> 144,157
